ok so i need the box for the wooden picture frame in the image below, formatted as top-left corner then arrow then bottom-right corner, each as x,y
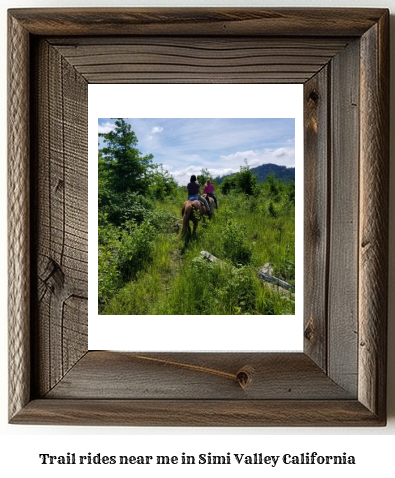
8,8 -> 389,426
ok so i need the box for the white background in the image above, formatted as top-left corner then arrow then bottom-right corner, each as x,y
2,0 -> 395,476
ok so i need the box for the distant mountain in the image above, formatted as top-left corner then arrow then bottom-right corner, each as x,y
216,163 -> 295,184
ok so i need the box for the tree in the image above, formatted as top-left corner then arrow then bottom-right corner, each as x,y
197,168 -> 213,187
221,175 -> 237,195
148,165 -> 178,200
265,173 -> 280,200
219,161 -> 258,196
236,160 -> 257,196
99,118 -> 154,195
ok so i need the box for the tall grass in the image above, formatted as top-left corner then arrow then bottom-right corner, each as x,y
100,180 -> 295,315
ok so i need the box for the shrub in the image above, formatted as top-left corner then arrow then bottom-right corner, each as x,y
98,219 -> 157,312
237,163 -> 257,196
116,220 -> 156,282
273,244 -> 295,282
221,175 -> 237,195
101,191 -> 152,226
98,245 -> 121,310
144,209 -> 174,232
148,167 -> 178,200
174,259 -> 258,314
216,266 -> 257,314
268,201 -> 277,218
265,173 -> 280,200
221,220 -> 252,266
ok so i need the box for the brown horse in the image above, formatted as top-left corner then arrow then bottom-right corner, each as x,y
181,195 -> 215,239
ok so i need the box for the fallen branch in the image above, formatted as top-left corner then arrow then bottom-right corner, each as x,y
200,250 -> 219,263
200,251 -> 295,295
258,263 -> 295,292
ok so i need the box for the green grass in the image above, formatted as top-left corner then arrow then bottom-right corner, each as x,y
100,185 -> 295,315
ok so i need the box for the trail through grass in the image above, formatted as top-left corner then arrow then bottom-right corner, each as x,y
101,186 -> 295,315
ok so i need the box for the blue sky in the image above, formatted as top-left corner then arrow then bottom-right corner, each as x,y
98,118 -> 295,185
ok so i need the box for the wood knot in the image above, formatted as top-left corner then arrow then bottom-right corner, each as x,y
42,258 -> 65,290
308,91 -> 319,103
304,322 -> 314,341
55,178 -> 64,192
236,365 -> 254,390
361,241 -> 371,251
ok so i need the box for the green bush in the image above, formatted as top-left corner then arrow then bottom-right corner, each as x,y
268,201 -> 277,218
237,163 -> 257,196
116,220 -> 156,282
98,219 -> 157,311
148,167 -> 178,200
166,258 -> 258,315
221,175 -> 237,195
273,244 -> 295,282
221,220 -> 252,266
215,265 -> 257,314
98,245 -> 121,310
100,191 -> 152,226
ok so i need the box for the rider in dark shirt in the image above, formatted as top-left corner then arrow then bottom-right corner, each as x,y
187,177 -> 200,197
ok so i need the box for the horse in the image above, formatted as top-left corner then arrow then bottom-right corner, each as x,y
181,195 -> 216,239
202,193 -> 217,211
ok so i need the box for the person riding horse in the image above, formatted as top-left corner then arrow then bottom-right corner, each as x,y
181,175 -> 215,238
187,175 -> 211,216
203,179 -> 218,209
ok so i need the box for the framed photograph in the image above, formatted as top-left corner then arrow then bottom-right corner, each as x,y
89,85 -> 303,352
8,8 -> 389,426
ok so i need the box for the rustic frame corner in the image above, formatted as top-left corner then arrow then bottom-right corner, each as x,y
8,7 -> 389,426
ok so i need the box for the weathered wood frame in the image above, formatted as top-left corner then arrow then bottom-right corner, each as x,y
8,8 -> 389,426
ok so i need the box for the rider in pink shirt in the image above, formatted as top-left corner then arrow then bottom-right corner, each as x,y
203,179 -> 217,209
203,181 -> 214,195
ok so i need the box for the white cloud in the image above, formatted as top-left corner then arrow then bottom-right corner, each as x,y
221,148 -> 295,169
98,121 -> 115,134
151,126 -> 164,134
167,146 -> 295,186
171,167 -> 201,186
273,147 -> 288,157
221,150 -> 257,163
169,165 -> 238,186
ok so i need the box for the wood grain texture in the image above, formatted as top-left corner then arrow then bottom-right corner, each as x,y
49,37 -> 350,84
11,399 -> 384,427
327,40 -> 360,396
7,8 -> 389,426
46,352 -> 353,400
8,8 -> 387,37
303,67 -> 329,370
8,13 -> 31,421
31,39 -> 88,397
358,12 -> 389,420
